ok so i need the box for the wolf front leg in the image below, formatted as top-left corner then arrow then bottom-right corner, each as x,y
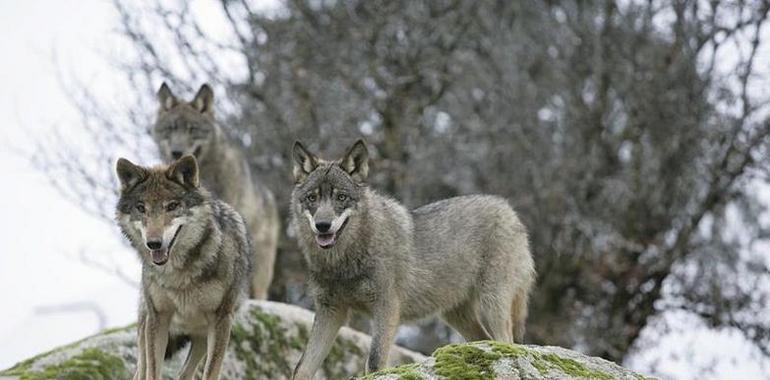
144,310 -> 172,380
366,297 -> 401,374
133,310 -> 147,380
202,314 -> 233,380
292,306 -> 349,380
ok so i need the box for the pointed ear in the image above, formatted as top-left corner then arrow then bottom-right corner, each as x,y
116,158 -> 146,190
292,141 -> 318,183
157,82 -> 178,111
167,155 -> 200,188
191,84 -> 214,114
340,139 -> 369,183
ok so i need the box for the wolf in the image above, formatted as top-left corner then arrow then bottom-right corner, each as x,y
116,155 -> 252,380
152,82 -> 279,299
289,140 -> 536,379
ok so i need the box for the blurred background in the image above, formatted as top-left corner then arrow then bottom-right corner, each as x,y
1,1 -> 770,379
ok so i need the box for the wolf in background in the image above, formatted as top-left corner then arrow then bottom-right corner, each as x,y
116,155 -> 251,380
152,83 -> 279,300
289,139 -> 536,379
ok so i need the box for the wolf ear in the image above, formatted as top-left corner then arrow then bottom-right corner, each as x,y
292,141 -> 318,183
167,155 -> 200,188
157,82 -> 178,111
192,84 -> 214,114
340,139 -> 369,183
116,158 -> 146,190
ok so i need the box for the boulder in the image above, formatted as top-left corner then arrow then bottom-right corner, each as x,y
362,341 -> 654,380
0,301 -> 423,380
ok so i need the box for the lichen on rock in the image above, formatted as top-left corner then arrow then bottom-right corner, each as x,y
1,303 -> 652,380
364,341 -> 655,380
0,301 -> 423,380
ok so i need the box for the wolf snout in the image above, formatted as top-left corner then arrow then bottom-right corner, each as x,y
146,240 -> 163,250
315,221 -> 332,233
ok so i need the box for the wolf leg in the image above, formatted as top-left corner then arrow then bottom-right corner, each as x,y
249,208 -> 278,300
250,243 -> 275,300
145,311 -> 171,380
176,336 -> 206,380
366,299 -> 400,374
292,306 -> 349,380
441,300 -> 493,342
133,312 -> 147,380
202,315 -> 233,380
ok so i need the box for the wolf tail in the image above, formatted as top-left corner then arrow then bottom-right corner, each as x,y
511,290 -> 529,342
165,334 -> 191,359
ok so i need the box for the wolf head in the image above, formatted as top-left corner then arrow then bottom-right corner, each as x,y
152,83 -> 220,162
115,155 -> 207,266
292,139 -> 369,250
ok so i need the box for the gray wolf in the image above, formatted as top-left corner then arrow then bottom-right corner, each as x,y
152,82 -> 279,299
116,155 -> 252,380
289,139 -> 536,379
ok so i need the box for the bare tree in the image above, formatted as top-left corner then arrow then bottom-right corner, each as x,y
36,0 -> 770,372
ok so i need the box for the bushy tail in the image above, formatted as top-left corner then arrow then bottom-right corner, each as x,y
165,334 -> 190,359
511,290 -> 529,342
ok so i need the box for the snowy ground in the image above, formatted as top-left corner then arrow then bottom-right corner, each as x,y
0,1 -> 766,379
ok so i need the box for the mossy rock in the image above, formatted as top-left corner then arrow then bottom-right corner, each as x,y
362,341 -> 656,380
0,301 -> 423,380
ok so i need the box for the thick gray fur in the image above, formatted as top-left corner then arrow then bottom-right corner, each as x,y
289,140 -> 536,379
116,156 -> 252,380
152,82 -> 279,299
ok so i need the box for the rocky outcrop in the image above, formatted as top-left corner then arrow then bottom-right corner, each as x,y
363,341 -> 654,380
0,301 -> 423,380
0,302 -> 652,380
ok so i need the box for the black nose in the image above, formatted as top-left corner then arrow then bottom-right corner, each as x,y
315,222 -> 332,233
171,151 -> 183,159
146,240 -> 162,250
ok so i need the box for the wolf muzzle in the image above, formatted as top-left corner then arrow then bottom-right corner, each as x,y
147,225 -> 183,265
306,209 -> 351,249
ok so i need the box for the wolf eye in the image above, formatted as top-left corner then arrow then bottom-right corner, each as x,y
166,201 -> 179,212
337,194 -> 348,201
306,194 -> 317,203
136,204 -> 146,213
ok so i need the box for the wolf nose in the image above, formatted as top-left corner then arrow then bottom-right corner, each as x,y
315,221 -> 332,233
146,240 -> 162,250
171,151 -> 183,159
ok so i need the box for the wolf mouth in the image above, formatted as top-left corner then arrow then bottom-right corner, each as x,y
316,217 -> 349,249
150,225 -> 183,265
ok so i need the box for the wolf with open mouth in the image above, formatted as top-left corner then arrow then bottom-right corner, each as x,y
289,139 -> 536,379
116,155 -> 252,380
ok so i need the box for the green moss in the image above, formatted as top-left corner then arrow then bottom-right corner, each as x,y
430,341 -> 617,380
321,333 -> 364,379
229,306 -> 295,378
11,348 -> 127,380
360,363 -> 425,380
229,305 -> 370,379
0,340 -> 85,376
1,322 -> 139,377
537,353 -> 613,380
433,344 -> 501,380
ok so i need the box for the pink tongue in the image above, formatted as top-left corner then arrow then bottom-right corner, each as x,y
151,249 -> 168,264
315,234 -> 335,247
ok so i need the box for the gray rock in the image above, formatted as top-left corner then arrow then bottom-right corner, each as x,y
361,341 -> 655,380
0,301 -> 423,380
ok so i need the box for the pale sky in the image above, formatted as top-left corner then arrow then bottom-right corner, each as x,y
0,1 -> 766,379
